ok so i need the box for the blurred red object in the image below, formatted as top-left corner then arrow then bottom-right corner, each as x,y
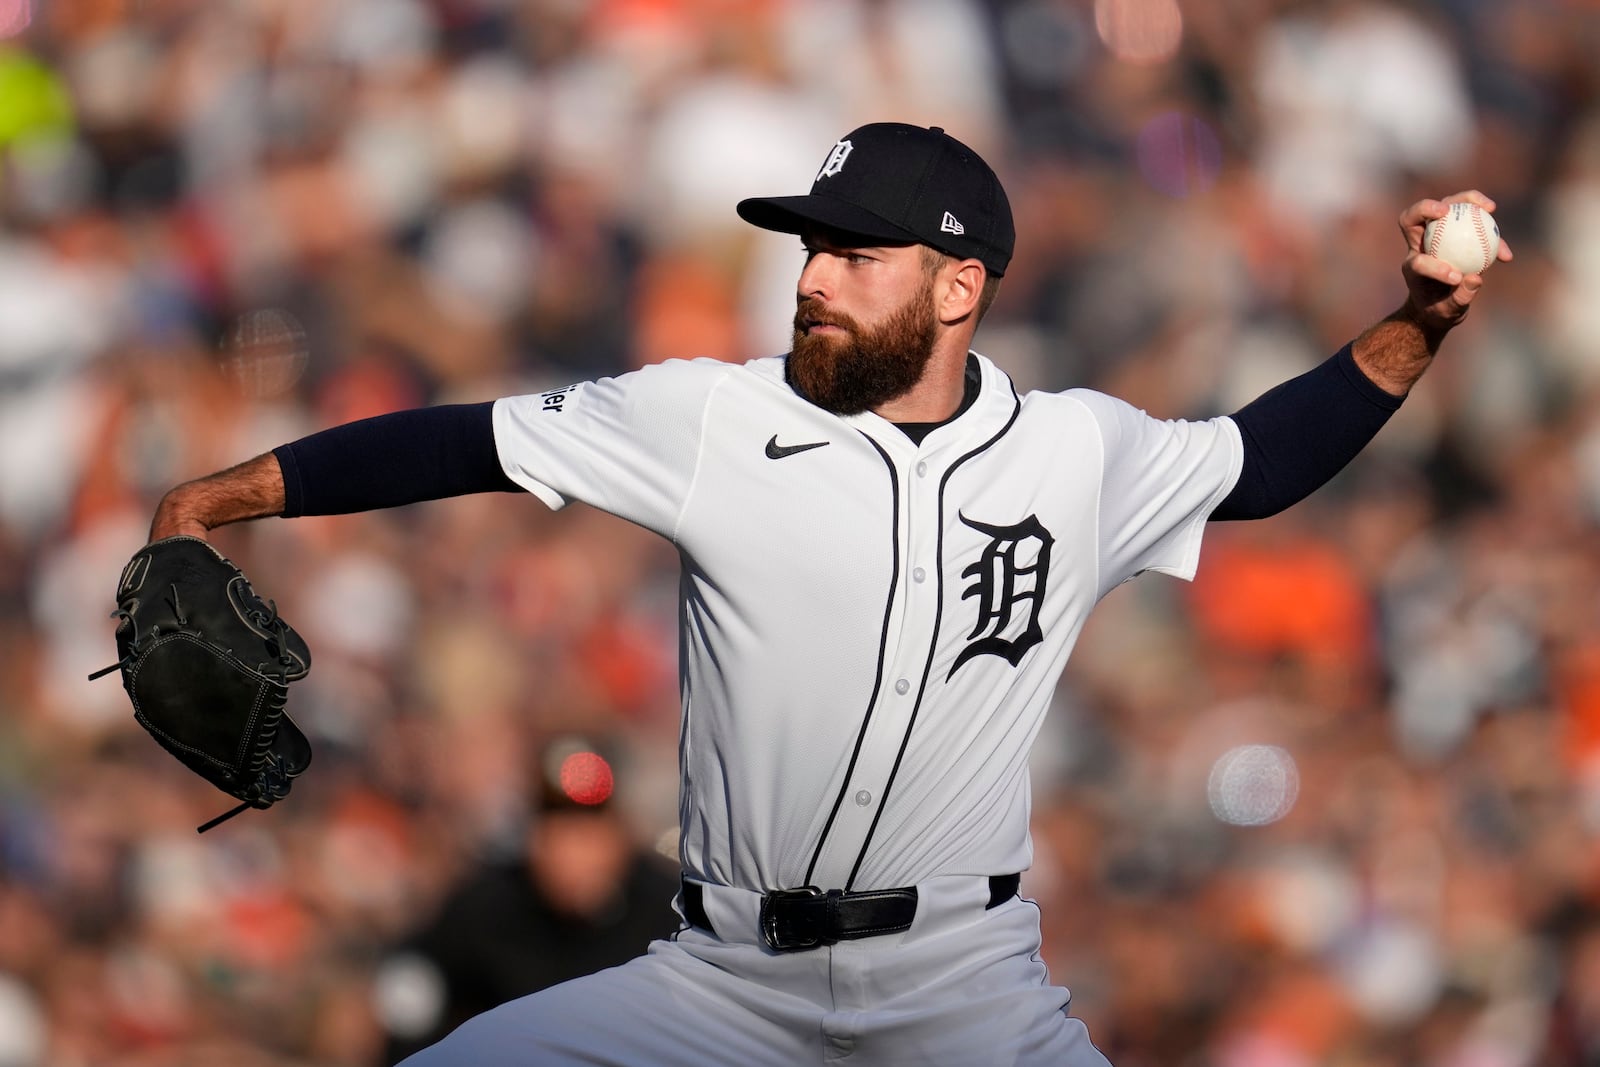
1189,527 -> 1375,670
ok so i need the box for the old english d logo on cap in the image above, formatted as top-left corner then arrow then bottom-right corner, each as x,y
817,139 -> 853,181
736,123 -> 1015,277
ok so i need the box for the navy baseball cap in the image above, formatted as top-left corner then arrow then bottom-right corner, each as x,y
737,123 -> 1015,277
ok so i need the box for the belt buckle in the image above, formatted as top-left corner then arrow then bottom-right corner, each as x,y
760,886 -> 830,952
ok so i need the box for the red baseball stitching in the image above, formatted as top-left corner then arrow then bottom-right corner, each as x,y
1433,207 -> 1459,259
1472,207 -> 1491,271
1427,204 -> 1492,272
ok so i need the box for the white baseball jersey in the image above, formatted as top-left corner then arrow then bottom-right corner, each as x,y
493,353 -> 1242,894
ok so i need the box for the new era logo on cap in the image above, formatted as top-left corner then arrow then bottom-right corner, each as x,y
736,123 -> 1015,277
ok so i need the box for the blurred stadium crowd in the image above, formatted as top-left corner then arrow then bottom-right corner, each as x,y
3,0 -> 1600,1063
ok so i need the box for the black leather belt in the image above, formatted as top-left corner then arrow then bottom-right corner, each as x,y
680,873 -> 1022,953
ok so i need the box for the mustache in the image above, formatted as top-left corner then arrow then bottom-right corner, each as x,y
793,298 -> 860,334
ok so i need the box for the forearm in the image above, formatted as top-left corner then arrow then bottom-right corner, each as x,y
1349,305 -> 1449,397
150,454 -> 287,540
1212,344 -> 1402,521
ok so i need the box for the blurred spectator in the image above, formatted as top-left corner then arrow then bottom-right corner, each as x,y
1251,0 -> 1477,227
372,735 -> 678,1064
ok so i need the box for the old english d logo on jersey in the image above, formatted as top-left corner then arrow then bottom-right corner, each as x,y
949,512 -> 1053,678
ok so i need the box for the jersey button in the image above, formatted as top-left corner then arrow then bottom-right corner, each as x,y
894,678 -> 910,695
854,790 -> 872,807
915,461 -> 928,477
912,567 -> 926,583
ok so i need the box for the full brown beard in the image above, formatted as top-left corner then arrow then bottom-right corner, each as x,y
785,278 -> 940,415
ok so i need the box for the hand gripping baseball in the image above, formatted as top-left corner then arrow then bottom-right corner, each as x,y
1400,191 -> 1514,336
90,536 -> 314,832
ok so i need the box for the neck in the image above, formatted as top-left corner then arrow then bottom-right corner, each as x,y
871,338 -> 973,423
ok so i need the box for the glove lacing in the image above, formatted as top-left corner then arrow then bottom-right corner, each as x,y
88,581 -> 189,680
248,598 -> 298,669
86,607 -> 140,680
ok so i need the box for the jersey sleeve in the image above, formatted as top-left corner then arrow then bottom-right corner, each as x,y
1067,389 -> 1244,598
492,358 -> 725,538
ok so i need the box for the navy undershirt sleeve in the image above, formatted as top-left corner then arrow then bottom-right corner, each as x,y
1210,344 -> 1404,521
274,402 -> 520,518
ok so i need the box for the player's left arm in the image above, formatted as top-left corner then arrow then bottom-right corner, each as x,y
1212,191 -> 1512,522
149,403 -> 519,540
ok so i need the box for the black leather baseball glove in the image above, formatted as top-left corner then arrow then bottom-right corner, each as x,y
90,535 -> 313,831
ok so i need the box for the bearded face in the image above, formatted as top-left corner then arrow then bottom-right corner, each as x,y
785,272 -> 940,416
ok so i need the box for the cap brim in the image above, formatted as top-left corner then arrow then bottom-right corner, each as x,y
736,195 -> 921,246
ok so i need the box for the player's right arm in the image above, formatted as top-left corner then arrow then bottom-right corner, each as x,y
1210,191 -> 1511,522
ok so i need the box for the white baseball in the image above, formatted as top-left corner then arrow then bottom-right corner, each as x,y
1422,202 -> 1500,275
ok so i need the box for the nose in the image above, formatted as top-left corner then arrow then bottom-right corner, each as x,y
797,252 -> 834,303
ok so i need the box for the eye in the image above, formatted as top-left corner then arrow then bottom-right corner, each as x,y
846,253 -> 874,265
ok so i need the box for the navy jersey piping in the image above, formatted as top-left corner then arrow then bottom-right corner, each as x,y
804,433 -> 901,887
842,378 -> 1024,890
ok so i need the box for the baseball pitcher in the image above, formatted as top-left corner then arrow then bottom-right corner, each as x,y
116,124 -> 1508,1065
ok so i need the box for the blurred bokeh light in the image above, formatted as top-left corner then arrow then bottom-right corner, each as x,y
0,0 -> 30,40
219,309 -> 311,400
1136,111 -> 1223,198
1207,744 -> 1300,826
1094,0 -> 1183,65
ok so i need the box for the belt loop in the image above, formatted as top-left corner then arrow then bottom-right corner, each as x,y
986,873 -> 1021,909
680,878 -> 714,934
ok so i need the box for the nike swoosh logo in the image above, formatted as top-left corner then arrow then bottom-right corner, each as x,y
765,435 -> 830,460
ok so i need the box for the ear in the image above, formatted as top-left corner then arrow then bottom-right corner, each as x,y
937,259 -> 987,325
